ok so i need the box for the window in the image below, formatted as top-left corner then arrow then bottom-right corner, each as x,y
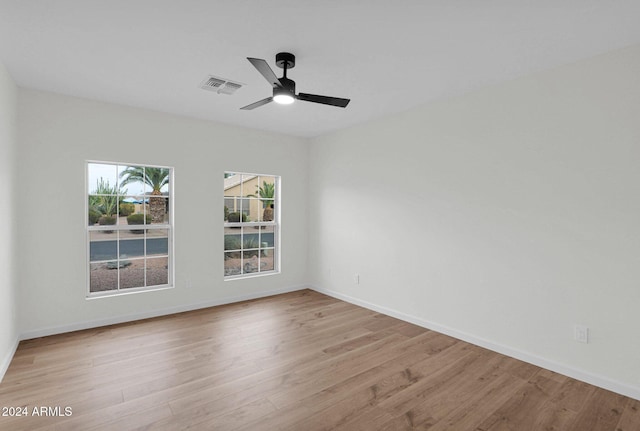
224,172 -> 279,278
87,161 -> 173,296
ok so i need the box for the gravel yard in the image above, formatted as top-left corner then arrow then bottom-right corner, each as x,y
90,258 -> 168,292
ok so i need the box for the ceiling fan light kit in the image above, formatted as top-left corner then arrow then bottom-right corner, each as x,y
241,52 -> 350,110
273,89 -> 295,105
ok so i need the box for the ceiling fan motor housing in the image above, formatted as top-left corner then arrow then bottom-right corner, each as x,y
275,52 -> 295,69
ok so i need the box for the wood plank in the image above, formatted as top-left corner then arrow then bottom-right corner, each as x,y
616,398 -> 640,431
568,388 -> 628,431
476,371 -> 565,430
266,342 -> 469,431
425,372 -> 524,431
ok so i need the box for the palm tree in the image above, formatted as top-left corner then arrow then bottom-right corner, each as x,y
119,167 -> 169,223
247,180 -> 275,221
247,181 -> 275,207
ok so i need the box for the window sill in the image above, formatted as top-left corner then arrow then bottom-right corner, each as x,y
224,270 -> 280,281
86,284 -> 174,299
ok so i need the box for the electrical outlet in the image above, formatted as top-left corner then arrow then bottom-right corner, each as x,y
354,274 -> 360,285
186,279 -> 193,289
574,325 -> 589,344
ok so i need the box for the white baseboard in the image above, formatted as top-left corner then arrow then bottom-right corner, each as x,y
0,335 -> 20,383
20,284 -> 307,341
311,284 -> 640,401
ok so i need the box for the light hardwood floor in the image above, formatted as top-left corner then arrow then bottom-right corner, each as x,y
0,289 -> 638,430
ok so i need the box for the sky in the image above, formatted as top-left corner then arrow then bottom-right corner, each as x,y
88,163 -> 169,196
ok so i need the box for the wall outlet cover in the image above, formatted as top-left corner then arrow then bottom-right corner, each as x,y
574,325 -> 589,344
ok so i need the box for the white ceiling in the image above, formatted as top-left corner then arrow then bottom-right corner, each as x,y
1,1 -> 640,138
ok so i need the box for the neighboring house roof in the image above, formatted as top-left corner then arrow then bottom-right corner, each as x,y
224,174 -> 257,192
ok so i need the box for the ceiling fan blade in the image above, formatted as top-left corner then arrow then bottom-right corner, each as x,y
247,58 -> 282,88
297,93 -> 350,108
240,97 -> 273,110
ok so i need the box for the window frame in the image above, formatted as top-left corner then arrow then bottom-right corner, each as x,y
86,160 -> 174,298
224,171 -> 280,280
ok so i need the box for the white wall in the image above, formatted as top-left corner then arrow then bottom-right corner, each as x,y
17,90 -> 309,337
0,63 -> 18,380
309,44 -> 640,399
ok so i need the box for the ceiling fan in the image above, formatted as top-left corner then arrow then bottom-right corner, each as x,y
240,52 -> 350,110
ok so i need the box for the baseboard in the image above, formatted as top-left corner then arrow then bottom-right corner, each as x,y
20,284 -> 307,341
311,285 -> 640,401
0,335 -> 20,383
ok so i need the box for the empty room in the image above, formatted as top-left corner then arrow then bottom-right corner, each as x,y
1,1 -> 639,430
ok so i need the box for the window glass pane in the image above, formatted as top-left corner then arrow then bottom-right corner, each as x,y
89,231 -> 117,262
227,199 -> 248,223
240,198 -> 251,218
242,227 -> 260,250
260,249 -> 275,272
149,196 -> 169,224
119,258 -> 145,289
119,234 -> 144,259
88,197 -> 102,226
247,197 -> 261,222
156,167 -> 170,194
258,175 -> 276,188
259,199 -> 275,222
117,165 -> 146,196
224,233 -> 242,251
259,225 -> 275,248
224,252 -> 242,277
147,229 -> 169,257
255,175 -> 276,209
88,163 -> 118,195
259,225 -> 275,272
146,257 -> 168,286
89,194 -> 118,221
224,173 -> 240,199
118,196 -> 138,224
90,262 -> 118,292
88,164 -> 120,225
241,174 -> 256,195
242,251 -> 260,274
224,198 -> 234,221
249,175 -> 274,222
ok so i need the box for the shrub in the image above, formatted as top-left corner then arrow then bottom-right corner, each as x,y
227,212 -> 247,223
98,215 -> 116,225
243,236 -> 259,249
98,215 -> 116,233
120,202 -> 135,216
88,208 -> 102,225
90,178 -> 126,217
127,213 -> 147,225
127,213 -> 147,234
224,205 -> 229,221
224,236 -> 241,251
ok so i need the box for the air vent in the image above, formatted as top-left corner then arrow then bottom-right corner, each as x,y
199,75 -> 244,95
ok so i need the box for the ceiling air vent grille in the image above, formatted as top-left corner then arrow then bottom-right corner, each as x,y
199,75 -> 244,95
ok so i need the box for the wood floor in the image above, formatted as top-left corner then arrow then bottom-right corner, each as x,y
0,290 -> 638,431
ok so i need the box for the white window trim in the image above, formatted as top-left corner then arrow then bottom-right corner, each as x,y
86,160 -> 175,298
